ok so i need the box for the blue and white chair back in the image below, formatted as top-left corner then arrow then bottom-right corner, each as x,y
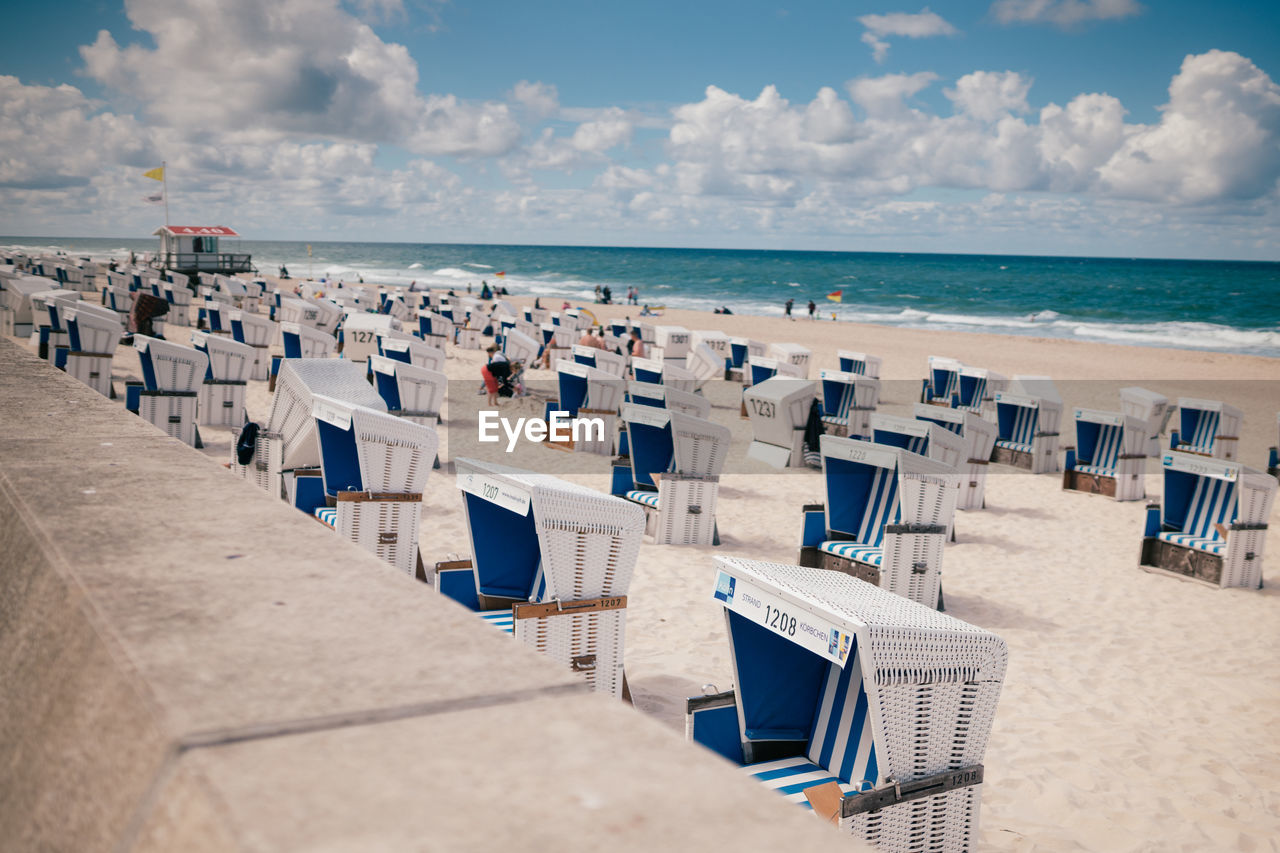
134,335 -> 207,393
836,350 -> 882,379
925,356 -> 963,405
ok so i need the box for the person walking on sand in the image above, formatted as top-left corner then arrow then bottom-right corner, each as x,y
808,299 -> 816,320
784,297 -> 794,320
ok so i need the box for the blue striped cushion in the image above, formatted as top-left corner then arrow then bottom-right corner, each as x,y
1182,476 -> 1236,539
315,507 -> 337,528
1157,531 -> 1226,555
818,541 -> 884,566
478,611 -> 514,634
1176,441 -> 1215,455
1090,424 -> 1123,470
820,415 -> 849,428
625,490 -> 661,508
1190,410 -> 1220,452
742,757 -> 860,808
808,650 -> 878,791
1075,464 -> 1115,476
995,439 -> 1033,454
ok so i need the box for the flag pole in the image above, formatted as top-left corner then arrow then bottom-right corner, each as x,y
162,160 -> 170,228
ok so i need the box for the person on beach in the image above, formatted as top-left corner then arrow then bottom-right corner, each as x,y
784,297 -> 794,319
483,344 -> 509,406
534,297 -> 542,310
627,328 -> 646,359
602,286 -> 613,304
594,285 -> 602,303
808,300 -> 816,320
579,326 -> 607,350
480,281 -> 493,300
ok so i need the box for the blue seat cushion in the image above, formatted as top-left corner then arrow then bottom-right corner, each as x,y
625,490 -> 661,509
742,757 -> 860,808
820,415 -> 849,428
1074,463 -> 1115,476
818,540 -> 883,566
478,610 -> 514,634
995,439 -> 1033,453
1157,531 -> 1226,555
315,506 -> 337,528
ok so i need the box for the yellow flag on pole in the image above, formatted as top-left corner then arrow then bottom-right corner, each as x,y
143,167 -> 165,181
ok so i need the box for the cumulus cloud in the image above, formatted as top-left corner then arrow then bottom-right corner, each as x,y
946,71 -> 1033,121
847,72 -> 939,117
509,80 -> 560,120
80,0 -> 520,157
991,0 -> 1142,27
858,8 -> 958,63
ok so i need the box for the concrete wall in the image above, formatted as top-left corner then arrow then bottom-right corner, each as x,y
0,338 -> 862,852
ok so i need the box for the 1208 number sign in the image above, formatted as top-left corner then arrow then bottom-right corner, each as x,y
765,604 -> 796,636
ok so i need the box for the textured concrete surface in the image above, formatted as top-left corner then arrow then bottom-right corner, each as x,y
0,337 -> 863,852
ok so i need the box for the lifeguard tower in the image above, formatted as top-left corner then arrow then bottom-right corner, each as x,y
152,226 -> 253,276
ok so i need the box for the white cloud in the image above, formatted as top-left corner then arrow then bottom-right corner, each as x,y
945,71 -> 1033,121
571,108 -> 633,152
847,72 -> 940,117
991,0 -> 1142,27
509,80 -> 560,120
79,0 -> 520,157
858,8 -> 958,63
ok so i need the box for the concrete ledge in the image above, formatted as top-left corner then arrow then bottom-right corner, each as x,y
0,338 -> 862,852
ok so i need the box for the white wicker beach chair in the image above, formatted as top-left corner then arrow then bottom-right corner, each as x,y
377,334 -> 446,373
1,275 -> 51,338
280,320 -> 336,360
202,299 -> 234,335
341,313 -> 401,363
501,328 -> 540,367
370,355 -> 447,428
30,289 -> 79,362
163,280 -> 194,326
631,356 -> 697,392
991,380 -> 1063,474
799,437 -> 958,609
191,331 -> 254,427
440,457 -> 645,697
550,360 -> 625,455
309,395 -> 437,576
1171,397 -> 1242,462
836,350 -> 882,379
818,369 -> 881,439
571,344 -> 627,377
540,321 -> 575,362
626,381 -> 712,419
687,556 -> 1006,852
415,309 -> 452,348
62,303 -> 122,398
727,336 -> 766,382
913,403 -> 997,512
133,335 -> 209,447
744,376 -> 817,469
1119,386 -> 1173,459
228,309 -> 275,381
955,366 -> 1006,416
922,356 -> 963,407
1062,409 -> 1149,501
229,359 -> 387,500
691,329 -> 731,362
614,403 -> 730,545
770,342 -> 812,378
685,343 -> 724,386
744,355 -> 804,387
652,325 -> 692,362
1139,451 -> 1277,589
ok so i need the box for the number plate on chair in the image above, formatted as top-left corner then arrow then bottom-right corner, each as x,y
712,570 -> 853,667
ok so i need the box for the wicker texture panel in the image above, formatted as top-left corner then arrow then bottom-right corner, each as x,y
138,393 -> 198,447
656,478 -> 719,546
197,383 -> 246,427
269,360 -> 386,470
515,608 -> 627,698
65,354 -> 113,398
337,498 -> 421,576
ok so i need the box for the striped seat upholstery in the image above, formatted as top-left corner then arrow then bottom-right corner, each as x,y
1075,463 -> 1115,476
1157,532 -> 1226,555
928,367 -> 958,404
478,610 -> 515,634
818,540 -> 884,566
821,414 -> 849,428
841,357 -> 867,375
1160,473 -> 1236,556
956,375 -> 986,413
314,506 -> 337,528
624,490 -> 661,508
998,402 -> 1038,453
1181,410 -> 1220,454
807,651 -> 878,790
1086,423 -> 1123,472
742,757 -> 859,808
995,438 -> 1032,453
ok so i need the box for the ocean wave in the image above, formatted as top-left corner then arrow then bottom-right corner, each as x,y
464,263 -> 494,269
408,262 -> 423,269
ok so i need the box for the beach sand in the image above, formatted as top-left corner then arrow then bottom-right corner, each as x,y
93,290 -> 1280,851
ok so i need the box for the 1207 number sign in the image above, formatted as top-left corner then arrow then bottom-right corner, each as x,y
765,604 -> 796,636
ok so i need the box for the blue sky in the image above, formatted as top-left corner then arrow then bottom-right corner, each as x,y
1,0 -> 1278,259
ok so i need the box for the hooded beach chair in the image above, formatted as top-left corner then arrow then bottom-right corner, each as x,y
500,328 -> 539,368
818,370 -> 880,439
416,310 -> 452,348
685,343 -> 724,387
799,437 -> 958,609
744,377 -> 817,469
163,280 -> 194,326
1139,451 -> 1277,589
378,334 -> 446,373
191,331 -> 254,427
370,355 -> 447,428
770,342 -> 812,378
201,299 -> 233,335
688,556 -> 1006,851
921,356 -> 963,407
610,404 -> 730,545
691,329 -> 731,364
229,309 -> 276,381
955,366 -> 1005,416
870,415 -> 967,541
1062,409 -> 1149,501
340,313 -> 401,363
836,350 -> 882,379
280,321 -> 336,360
542,360 -> 625,455
1171,398 -> 1242,462
439,458 -> 645,697
652,325 -> 692,362
1,275 -> 50,338
631,356 -> 697,392
572,344 -> 627,377
540,321 -> 575,362
625,381 -> 711,419
727,336 -> 766,382
133,335 -> 209,447
1119,386 -> 1172,459
229,359 -> 387,501
913,403 -> 997,512
62,302 -> 122,398
991,378 -> 1063,474
30,289 -> 79,361
745,355 -> 804,386
309,395 -> 438,576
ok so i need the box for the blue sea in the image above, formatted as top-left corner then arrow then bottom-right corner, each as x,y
6,236 -> 1280,357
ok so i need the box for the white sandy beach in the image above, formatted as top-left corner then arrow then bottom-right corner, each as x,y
75,289 -> 1280,852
